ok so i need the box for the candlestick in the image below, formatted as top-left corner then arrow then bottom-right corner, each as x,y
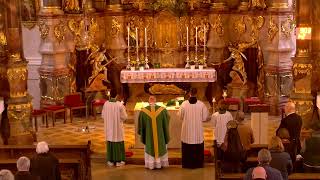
185,27 -> 190,69
144,27 -> 149,69
195,27 -> 198,47
126,26 -> 131,69
195,27 -> 198,66
136,28 -> 140,65
203,26 -> 207,68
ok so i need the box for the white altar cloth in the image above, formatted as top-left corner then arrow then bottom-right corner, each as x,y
120,68 -> 216,83
134,102 -> 182,149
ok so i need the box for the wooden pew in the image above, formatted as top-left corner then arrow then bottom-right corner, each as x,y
0,141 -> 91,180
214,141 -> 320,180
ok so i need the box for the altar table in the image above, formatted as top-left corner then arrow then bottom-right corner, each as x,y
121,68 -> 216,101
134,102 -> 182,149
120,68 -> 216,83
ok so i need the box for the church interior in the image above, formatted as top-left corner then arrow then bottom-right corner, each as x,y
1,0 -> 320,179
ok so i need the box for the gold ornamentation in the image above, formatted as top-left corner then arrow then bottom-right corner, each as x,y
7,66 -> 28,98
63,0 -> 81,13
268,16 -> 279,42
233,16 -> 246,38
9,53 -> 22,63
293,63 -> 312,77
111,16 -> 121,38
211,15 -> 224,37
8,102 -> 33,134
248,16 -> 264,41
0,31 -> 7,46
38,20 -> 49,40
54,20 -> 67,43
133,0 -> 145,11
188,0 -> 200,10
281,16 -> 295,38
250,0 -> 266,9
292,100 -> 313,116
149,84 -> 184,95
22,21 -> 37,29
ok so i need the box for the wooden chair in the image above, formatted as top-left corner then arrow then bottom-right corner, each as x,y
30,109 -> 47,131
64,93 -> 86,123
44,105 -> 66,126
91,99 -> 107,120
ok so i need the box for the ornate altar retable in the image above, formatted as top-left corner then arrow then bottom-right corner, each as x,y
121,68 -> 216,101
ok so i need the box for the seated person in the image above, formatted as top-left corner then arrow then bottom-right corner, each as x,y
221,120 -> 246,173
268,136 -> 293,180
252,166 -> 267,180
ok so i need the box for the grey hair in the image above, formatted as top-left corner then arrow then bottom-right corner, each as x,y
258,149 -> 272,164
36,141 -> 49,154
0,169 -> 14,180
17,156 -> 30,171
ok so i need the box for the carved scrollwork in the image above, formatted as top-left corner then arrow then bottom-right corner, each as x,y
233,16 -> 246,38
281,16 -> 295,38
7,66 -> 28,98
268,16 -> 279,42
0,31 -> 7,46
111,16 -> 121,38
54,20 -> 67,43
211,14 -> 224,37
38,20 -> 49,40
292,100 -> 313,116
293,63 -> 312,77
247,16 -> 264,41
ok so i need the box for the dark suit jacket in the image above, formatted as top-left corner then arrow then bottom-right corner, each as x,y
270,151 -> 293,180
30,152 -> 61,180
277,113 -> 302,142
15,171 -> 40,180
244,165 -> 283,180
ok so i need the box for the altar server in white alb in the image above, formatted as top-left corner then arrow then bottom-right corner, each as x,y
178,88 -> 209,168
102,89 -> 128,167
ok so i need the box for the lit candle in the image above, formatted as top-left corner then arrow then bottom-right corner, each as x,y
107,90 -> 110,97
195,27 -> 198,47
136,28 -> 138,50
176,101 -> 179,107
187,27 -> 189,49
127,26 -> 130,57
145,28 -> 147,48
204,26 -> 206,58
212,97 -> 216,103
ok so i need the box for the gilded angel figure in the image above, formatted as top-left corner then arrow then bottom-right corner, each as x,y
64,0 -> 80,13
87,45 -> 108,85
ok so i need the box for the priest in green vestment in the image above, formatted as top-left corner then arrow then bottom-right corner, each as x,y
138,96 -> 170,170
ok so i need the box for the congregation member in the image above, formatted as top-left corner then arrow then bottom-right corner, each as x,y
0,169 -> 14,180
244,149 -> 283,180
30,141 -> 61,180
15,156 -> 40,180
268,136 -> 293,180
236,111 -> 254,151
102,89 -> 128,167
138,96 -> 170,170
221,120 -> 246,173
252,166 -> 267,180
276,101 -> 302,166
179,88 -> 209,168
212,100 -> 233,159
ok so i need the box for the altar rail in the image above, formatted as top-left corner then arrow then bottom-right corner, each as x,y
0,141 -> 91,180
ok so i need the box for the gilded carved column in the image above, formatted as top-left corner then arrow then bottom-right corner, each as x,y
5,0 -> 35,144
211,0 -> 228,10
38,8 -> 70,105
290,0 -> 313,127
263,9 -> 295,114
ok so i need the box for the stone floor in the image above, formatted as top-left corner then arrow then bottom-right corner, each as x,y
91,162 -> 215,180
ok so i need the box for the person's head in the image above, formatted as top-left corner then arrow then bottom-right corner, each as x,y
36,141 -> 49,154
0,169 -> 14,180
149,96 -> 156,105
17,156 -> 30,171
252,166 -> 267,180
236,111 -> 245,122
284,101 -> 295,115
217,100 -> 227,113
189,88 -> 197,97
268,136 -> 284,152
110,89 -> 117,99
257,149 -> 272,165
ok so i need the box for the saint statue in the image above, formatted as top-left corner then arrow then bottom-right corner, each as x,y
87,46 -> 108,85
224,41 -> 257,85
250,0 -> 266,9
64,0 -> 80,12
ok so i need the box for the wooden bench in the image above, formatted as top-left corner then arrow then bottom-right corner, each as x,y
0,141 -> 91,180
213,141 -> 320,180
219,173 -> 320,180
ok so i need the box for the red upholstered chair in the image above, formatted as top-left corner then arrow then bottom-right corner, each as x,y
91,99 -> 107,120
224,97 -> 241,110
125,151 -> 134,157
64,93 -> 86,123
244,97 -> 261,112
44,105 -> 66,127
30,109 -> 47,131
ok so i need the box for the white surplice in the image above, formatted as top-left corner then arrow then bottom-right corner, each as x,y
211,111 -> 233,145
179,100 -> 209,144
102,101 -> 128,142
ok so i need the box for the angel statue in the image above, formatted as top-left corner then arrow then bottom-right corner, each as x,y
87,45 -> 108,85
224,40 -> 257,85
64,0 -> 80,13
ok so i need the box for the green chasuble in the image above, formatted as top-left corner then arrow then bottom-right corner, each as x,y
138,105 -> 170,159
